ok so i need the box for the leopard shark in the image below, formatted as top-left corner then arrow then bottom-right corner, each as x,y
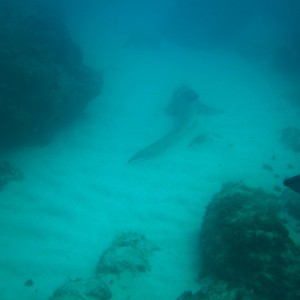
128,86 -> 222,163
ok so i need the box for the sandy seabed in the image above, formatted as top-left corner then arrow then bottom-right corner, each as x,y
0,37 -> 299,300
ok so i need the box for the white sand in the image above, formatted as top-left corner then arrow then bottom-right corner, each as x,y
1,18 -> 300,300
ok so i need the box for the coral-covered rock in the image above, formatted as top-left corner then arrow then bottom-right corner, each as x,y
50,278 -> 111,300
0,0 -> 102,146
200,182 -> 300,300
96,232 -> 159,275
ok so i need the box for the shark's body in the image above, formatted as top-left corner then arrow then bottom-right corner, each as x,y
128,86 -> 222,163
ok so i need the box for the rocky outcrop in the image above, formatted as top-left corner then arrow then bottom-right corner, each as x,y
199,182 -> 300,300
0,0 -> 102,146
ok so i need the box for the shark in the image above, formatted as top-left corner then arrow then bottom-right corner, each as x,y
128,85 -> 223,163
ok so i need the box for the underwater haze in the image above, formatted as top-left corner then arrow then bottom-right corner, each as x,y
1,0 -> 300,299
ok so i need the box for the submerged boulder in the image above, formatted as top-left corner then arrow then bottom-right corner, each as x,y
0,0 -> 102,146
96,232 -> 159,276
200,182 -> 300,300
50,278 -> 111,300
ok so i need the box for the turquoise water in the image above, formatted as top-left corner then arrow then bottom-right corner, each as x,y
0,1 -> 299,299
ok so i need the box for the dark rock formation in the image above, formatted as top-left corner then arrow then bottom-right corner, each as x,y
176,281 -> 259,300
0,0 -> 102,147
282,189 -> 300,221
199,182 -> 300,300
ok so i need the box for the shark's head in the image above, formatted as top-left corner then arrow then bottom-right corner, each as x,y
165,85 -> 199,116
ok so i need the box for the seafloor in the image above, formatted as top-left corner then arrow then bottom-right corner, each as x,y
0,6 -> 299,300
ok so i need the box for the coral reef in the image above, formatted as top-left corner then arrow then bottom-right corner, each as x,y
96,232 -> 159,275
0,161 -> 23,189
199,182 -> 300,300
280,127 -> 300,153
50,232 -> 158,299
0,0 -> 102,146
49,278 -> 111,300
